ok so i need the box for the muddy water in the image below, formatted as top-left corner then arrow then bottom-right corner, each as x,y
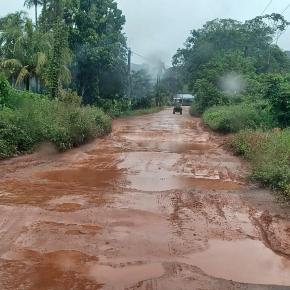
184,239 -> 290,285
1,108 -> 290,289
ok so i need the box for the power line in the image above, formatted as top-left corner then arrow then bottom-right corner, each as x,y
261,0 -> 273,15
123,44 -> 150,61
274,3 -> 290,45
131,50 -> 150,62
281,3 -> 290,14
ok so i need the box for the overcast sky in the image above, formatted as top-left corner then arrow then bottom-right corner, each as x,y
2,0 -> 290,65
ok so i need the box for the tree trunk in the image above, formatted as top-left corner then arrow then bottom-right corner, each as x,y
26,77 -> 30,91
35,3 -> 38,27
41,0 -> 47,31
35,77 -> 39,93
43,0 -> 47,11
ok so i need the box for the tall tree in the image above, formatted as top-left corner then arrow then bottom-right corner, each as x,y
68,0 -> 127,104
0,12 -> 50,91
24,0 -> 42,27
131,69 -> 152,99
173,14 -> 290,113
39,0 -> 71,97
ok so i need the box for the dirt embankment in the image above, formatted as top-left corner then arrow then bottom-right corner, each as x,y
1,107 -> 290,290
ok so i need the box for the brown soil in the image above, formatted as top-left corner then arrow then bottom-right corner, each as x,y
0,107 -> 290,290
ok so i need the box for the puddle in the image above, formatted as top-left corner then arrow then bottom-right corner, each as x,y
126,175 -> 241,191
3,250 -> 101,290
35,167 -> 122,188
87,263 -> 165,287
5,250 -> 164,288
135,140 -> 212,153
185,239 -> 290,286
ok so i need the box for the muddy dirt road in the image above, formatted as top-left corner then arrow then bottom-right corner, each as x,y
1,108 -> 290,289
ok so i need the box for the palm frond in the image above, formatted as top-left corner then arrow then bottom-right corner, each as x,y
1,58 -> 22,68
35,52 -> 47,74
60,65 -> 71,85
16,65 -> 29,85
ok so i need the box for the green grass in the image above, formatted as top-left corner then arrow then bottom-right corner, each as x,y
230,129 -> 290,200
202,102 -> 274,133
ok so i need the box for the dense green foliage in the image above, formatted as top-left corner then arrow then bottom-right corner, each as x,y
0,0 -> 164,108
0,0 -> 165,159
230,130 -> 290,199
263,74 -> 290,127
203,102 -> 274,133
69,0 -> 128,104
174,15 -> 290,115
0,76 -> 111,158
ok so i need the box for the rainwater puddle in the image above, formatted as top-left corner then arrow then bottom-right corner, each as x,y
6,251 -> 164,288
135,140 -> 212,153
185,239 -> 290,286
87,263 -> 165,287
35,167 -> 122,188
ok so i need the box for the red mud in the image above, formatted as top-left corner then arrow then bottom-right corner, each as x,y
1,107 -> 290,289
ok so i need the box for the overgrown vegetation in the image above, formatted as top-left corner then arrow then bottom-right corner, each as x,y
0,1 -> 168,108
230,130 -> 290,200
203,102 -> 274,133
174,14 -> 290,199
0,76 -> 111,159
174,15 -> 290,116
0,0 -> 166,159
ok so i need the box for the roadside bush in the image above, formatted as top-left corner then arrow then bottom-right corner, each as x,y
192,79 -> 229,114
0,80 -> 111,158
202,102 -> 274,133
59,89 -> 82,106
189,101 -> 201,116
99,97 -> 131,117
0,75 -> 43,109
230,129 -> 290,199
132,96 -> 155,110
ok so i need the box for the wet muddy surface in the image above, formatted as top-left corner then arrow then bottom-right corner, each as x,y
1,107 -> 290,289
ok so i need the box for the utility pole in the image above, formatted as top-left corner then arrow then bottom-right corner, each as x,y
156,74 -> 161,107
127,48 -> 132,99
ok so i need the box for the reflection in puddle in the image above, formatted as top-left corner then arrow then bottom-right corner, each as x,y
185,239 -> 290,286
7,250 -> 165,289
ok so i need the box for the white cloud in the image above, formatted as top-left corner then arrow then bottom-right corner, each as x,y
117,0 -> 290,65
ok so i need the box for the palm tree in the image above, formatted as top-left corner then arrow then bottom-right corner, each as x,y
0,15 -> 51,91
24,0 -> 42,27
1,5 -> 71,94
